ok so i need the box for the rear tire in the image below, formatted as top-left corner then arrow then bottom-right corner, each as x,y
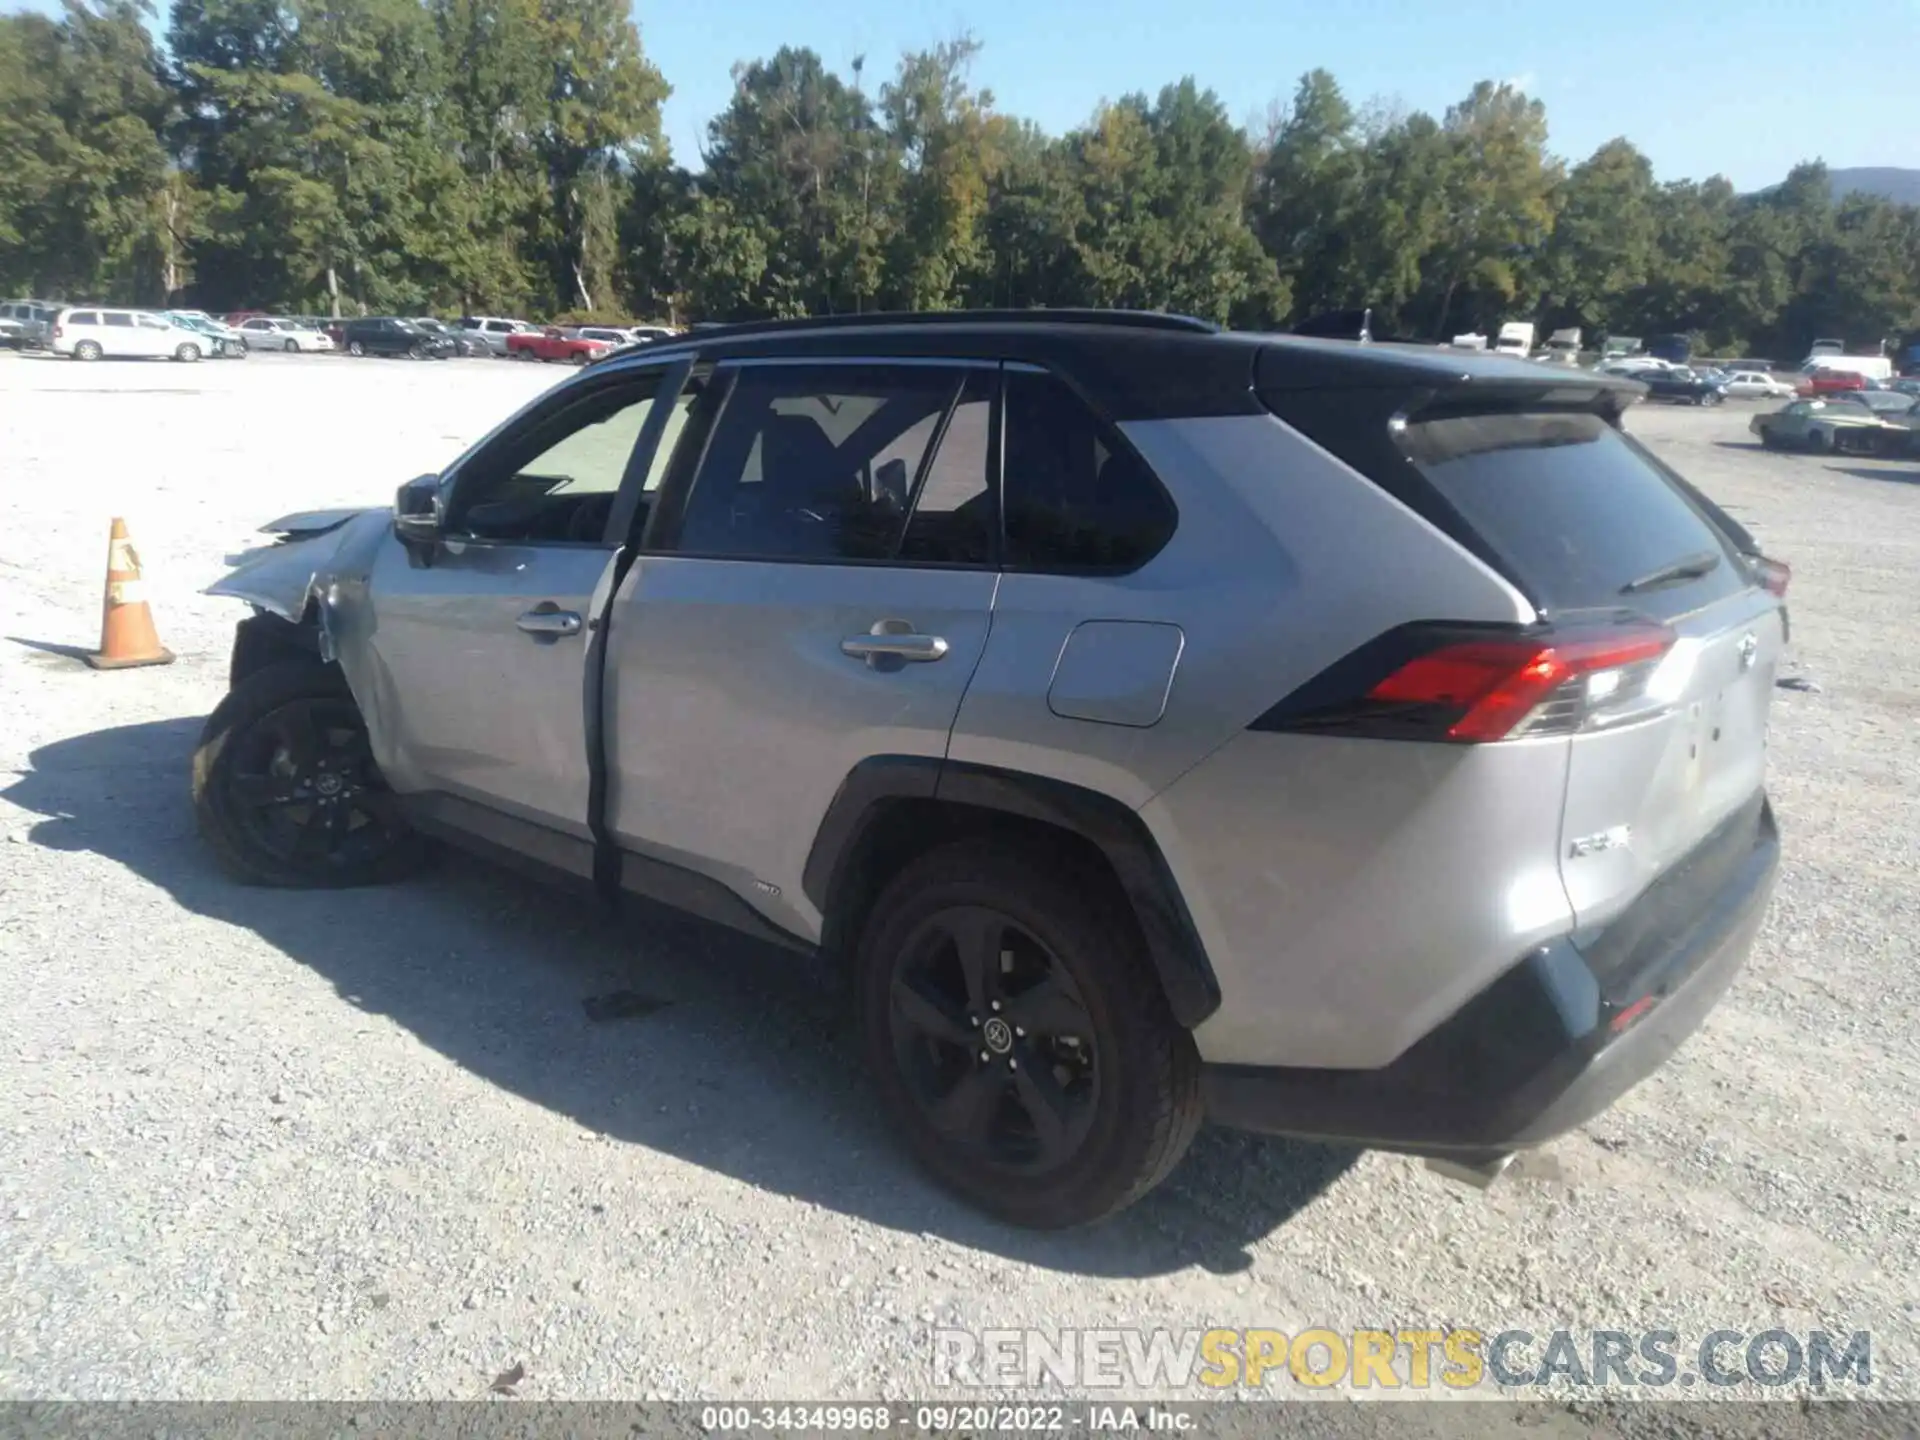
192,659 -> 431,888
857,839 -> 1203,1229
73,340 -> 102,362
347,340 -> 364,357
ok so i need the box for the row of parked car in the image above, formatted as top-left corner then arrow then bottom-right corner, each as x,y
0,299 -> 679,364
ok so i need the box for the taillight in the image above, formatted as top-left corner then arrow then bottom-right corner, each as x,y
1253,621 -> 1678,743
52,324 -> 63,339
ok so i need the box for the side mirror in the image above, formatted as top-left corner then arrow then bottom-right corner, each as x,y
393,473 -> 443,549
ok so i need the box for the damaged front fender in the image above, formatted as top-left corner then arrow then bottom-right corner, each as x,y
206,508 -> 393,624
206,506 -> 411,781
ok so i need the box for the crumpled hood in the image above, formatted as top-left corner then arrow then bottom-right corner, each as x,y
256,507 -> 374,538
206,507 -> 392,622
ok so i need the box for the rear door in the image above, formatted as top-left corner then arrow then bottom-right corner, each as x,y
600,358 -> 999,937
1399,409 -> 1780,929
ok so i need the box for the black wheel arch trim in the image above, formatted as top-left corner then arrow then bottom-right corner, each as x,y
230,610 -> 324,690
803,757 -> 1222,1029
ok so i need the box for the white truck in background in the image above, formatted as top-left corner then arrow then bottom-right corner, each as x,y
1494,321 -> 1536,356
1541,327 -> 1583,366
1801,353 -> 1893,382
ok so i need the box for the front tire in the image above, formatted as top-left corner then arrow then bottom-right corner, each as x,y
858,839 -> 1202,1229
284,337 -> 299,353
174,342 -> 201,363
192,659 -> 430,888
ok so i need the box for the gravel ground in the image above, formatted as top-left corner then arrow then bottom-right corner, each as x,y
0,351 -> 1916,1406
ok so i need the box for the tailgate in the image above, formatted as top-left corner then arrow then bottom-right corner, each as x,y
1378,405 -> 1783,932
1558,588 -> 1781,931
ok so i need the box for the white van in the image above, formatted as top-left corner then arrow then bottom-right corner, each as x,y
1797,354 -> 1892,382
51,307 -> 208,362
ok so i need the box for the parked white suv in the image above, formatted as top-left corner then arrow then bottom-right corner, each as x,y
52,307 -> 209,362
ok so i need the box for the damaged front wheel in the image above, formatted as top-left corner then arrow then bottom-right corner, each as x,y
192,659 -> 431,887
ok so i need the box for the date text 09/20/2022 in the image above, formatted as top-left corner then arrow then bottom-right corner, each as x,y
699,1406 -> 1192,1433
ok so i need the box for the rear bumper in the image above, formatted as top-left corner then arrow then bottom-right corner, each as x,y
1203,793 -> 1779,1158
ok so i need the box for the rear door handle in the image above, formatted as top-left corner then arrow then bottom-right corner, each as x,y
842,619 -> 949,667
517,606 -> 582,636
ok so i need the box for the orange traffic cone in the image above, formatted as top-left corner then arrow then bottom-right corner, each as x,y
84,517 -> 175,670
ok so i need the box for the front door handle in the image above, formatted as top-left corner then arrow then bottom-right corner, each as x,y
842,618 -> 949,668
517,605 -> 583,636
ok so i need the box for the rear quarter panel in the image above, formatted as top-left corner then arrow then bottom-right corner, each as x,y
950,413 -> 1563,1069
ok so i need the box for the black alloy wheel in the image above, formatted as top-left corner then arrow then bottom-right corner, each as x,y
192,660 -> 429,888
887,905 -> 1101,1175
858,838 -> 1203,1228
219,696 -> 407,878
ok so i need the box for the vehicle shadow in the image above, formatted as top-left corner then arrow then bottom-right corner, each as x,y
1825,464 -> 1920,485
4,717 -> 1358,1277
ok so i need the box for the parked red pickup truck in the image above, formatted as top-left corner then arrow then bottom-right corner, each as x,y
505,326 -> 613,364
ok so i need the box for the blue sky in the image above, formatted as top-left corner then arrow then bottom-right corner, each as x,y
13,0 -> 1918,189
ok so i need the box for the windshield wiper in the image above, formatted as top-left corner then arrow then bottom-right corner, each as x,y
1619,550 -> 1721,595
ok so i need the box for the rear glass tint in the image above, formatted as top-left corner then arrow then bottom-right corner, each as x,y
1398,411 -> 1745,619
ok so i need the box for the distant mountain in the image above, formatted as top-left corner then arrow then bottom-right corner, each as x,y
1828,167 -> 1920,205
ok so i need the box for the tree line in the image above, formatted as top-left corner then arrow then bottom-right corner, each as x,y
5,0 -> 1918,359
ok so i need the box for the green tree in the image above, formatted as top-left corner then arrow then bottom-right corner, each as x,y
878,36 -> 1009,310
1416,81 -> 1559,337
1249,68 -> 1367,318
0,1 -> 173,301
699,46 -> 896,316
524,0 -> 668,310
171,0 -> 464,312
1538,137 -> 1658,333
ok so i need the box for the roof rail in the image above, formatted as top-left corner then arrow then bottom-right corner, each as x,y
680,308 -> 1219,341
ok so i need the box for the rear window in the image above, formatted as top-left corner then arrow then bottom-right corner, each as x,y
1399,411 -> 1746,619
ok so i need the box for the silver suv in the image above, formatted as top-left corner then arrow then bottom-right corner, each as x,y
195,310 -> 1785,1228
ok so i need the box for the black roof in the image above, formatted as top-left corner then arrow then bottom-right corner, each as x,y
599,310 -> 1640,422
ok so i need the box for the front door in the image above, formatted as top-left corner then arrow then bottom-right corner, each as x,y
363,366 -> 680,838
601,359 -> 1000,938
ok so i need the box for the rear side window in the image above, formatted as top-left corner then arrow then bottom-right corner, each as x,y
102,312 -> 133,327
68,311 -> 99,325
1399,411 -> 1745,619
1001,369 -> 1176,573
672,363 -> 989,565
